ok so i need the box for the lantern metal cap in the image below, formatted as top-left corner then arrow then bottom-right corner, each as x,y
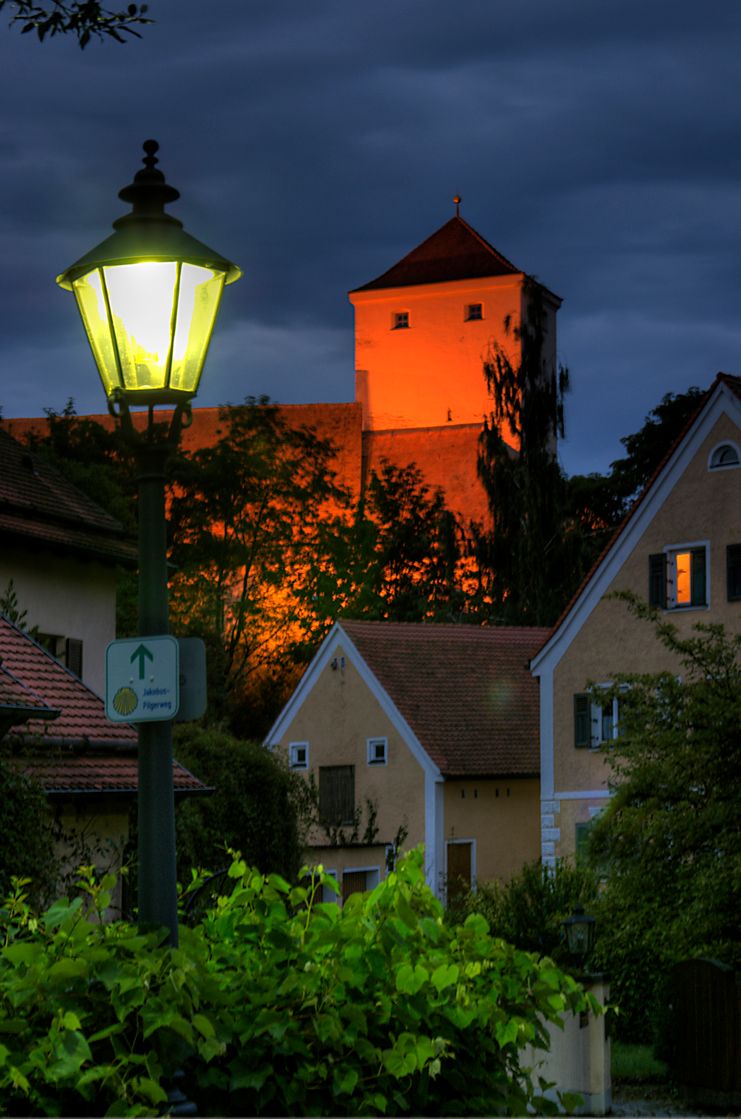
56,140 -> 241,289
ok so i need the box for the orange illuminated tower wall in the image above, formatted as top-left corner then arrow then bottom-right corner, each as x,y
350,213 -> 560,435
351,212 -> 561,524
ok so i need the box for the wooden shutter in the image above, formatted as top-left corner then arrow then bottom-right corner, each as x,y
575,821 -> 593,866
648,553 -> 666,608
727,544 -> 741,601
574,694 -> 590,748
319,766 -> 355,826
690,547 -> 706,606
65,638 -> 83,678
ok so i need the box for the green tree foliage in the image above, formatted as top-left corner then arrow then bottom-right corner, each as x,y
337,460 -> 466,623
173,725 -> 310,887
0,758 -> 57,906
0,849 -> 594,1116
474,279 -> 579,625
606,387 -> 705,507
0,580 -> 35,634
456,860 -> 599,964
18,401 -> 468,733
25,401 -> 136,533
587,595 -> 741,1041
0,0 -> 150,46
167,398 -> 350,734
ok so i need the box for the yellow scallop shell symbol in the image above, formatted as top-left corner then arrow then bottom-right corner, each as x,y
113,686 -> 138,716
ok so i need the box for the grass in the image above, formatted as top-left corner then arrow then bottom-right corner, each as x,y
612,1040 -> 668,1083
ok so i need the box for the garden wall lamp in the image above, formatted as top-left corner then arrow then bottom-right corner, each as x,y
562,903 -> 597,964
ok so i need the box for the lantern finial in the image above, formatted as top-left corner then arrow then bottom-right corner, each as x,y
117,138 -> 180,219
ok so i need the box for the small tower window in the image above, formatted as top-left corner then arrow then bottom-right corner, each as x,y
465,303 -> 483,321
391,311 -> 409,330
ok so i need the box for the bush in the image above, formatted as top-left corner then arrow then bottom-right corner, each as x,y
173,724 -> 310,885
456,860 -> 600,964
0,849 -> 596,1116
0,758 -> 57,907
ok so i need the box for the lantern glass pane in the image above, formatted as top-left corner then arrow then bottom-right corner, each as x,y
72,269 -> 121,398
102,262 -> 178,394
170,264 -> 226,395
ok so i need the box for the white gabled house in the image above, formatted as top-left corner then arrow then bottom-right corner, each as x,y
267,619 -> 548,903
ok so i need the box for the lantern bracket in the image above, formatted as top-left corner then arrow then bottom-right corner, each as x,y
108,391 -> 192,455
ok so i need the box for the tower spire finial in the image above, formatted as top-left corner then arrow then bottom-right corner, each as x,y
453,194 -> 462,217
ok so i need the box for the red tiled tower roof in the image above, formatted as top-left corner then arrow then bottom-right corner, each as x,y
350,215 -> 522,292
339,620 -> 549,777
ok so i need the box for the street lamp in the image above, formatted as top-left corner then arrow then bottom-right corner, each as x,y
57,140 -> 240,945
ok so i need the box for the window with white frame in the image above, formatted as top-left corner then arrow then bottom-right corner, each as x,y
367,737 -> 388,766
649,545 -> 708,610
391,311 -> 410,330
708,442 -> 740,470
574,691 -> 620,749
288,741 -> 309,770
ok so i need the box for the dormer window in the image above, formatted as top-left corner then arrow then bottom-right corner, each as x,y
709,442 -> 740,470
391,311 -> 409,330
465,303 -> 483,321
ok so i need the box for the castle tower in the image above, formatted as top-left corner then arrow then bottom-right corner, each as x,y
349,209 -> 561,437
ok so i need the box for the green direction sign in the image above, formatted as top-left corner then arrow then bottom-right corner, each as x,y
105,635 -> 180,723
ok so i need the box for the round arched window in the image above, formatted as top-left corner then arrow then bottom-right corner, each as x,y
709,442 -> 740,470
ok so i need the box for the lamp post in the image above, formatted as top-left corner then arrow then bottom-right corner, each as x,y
57,140 -> 240,945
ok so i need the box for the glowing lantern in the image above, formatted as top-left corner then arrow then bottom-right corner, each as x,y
56,139 -> 241,406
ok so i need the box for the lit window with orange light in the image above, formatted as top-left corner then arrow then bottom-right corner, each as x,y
650,546 -> 708,609
674,551 -> 692,605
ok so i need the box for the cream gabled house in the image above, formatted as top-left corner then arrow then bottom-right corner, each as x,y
0,427 -> 135,696
531,373 -> 741,865
266,620 -> 548,903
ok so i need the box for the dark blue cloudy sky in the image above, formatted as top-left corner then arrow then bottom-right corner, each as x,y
1,0 -> 739,476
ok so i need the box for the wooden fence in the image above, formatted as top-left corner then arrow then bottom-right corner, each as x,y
669,957 -> 741,1110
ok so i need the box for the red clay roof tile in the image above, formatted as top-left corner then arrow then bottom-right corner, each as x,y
19,754 -> 207,795
339,620 -> 548,777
